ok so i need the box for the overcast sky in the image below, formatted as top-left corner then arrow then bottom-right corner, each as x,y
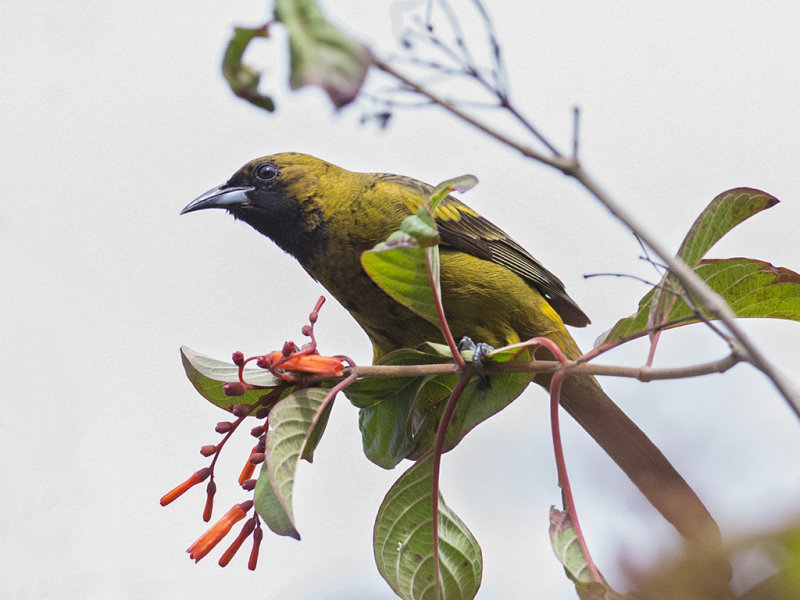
2,1 -> 800,599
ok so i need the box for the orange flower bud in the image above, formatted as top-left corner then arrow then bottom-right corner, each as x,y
186,501 -> 252,563
159,468 -> 211,506
238,446 -> 259,484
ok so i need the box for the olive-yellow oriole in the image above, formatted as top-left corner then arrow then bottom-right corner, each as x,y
182,152 -> 717,545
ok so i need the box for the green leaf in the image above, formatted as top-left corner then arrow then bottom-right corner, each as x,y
222,26 -> 275,111
374,455 -> 482,600
400,212 -> 440,247
549,507 -> 593,584
180,346 -> 282,411
549,507 -> 623,598
357,398 -> 418,470
254,461 -> 299,540
397,174 -> 478,247
257,387 -> 332,539
677,188 -> 779,268
427,174 -> 478,213
406,350 -> 532,461
346,347 -> 532,468
347,349 -> 448,469
275,0 -> 370,107
362,243 -> 441,327
600,257 -> 800,345
649,188 -> 780,328
597,188 -> 799,346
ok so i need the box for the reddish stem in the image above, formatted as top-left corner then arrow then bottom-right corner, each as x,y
426,248 -> 466,368
430,373 -> 471,600
549,373 -> 601,583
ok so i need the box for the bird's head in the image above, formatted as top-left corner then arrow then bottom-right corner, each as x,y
181,153 -> 340,264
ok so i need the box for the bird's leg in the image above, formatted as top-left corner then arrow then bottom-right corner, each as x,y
458,336 -> 494,390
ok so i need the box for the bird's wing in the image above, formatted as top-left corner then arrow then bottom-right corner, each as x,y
436,198 -> 591,327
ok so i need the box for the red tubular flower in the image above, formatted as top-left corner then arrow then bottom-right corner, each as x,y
159,468 -> 211,506
218,517 -> 257,567
187,500 -> 253,563
270,352 -> 346,376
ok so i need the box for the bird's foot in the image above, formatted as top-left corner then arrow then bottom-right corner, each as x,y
458,336 -> 495,367
458,337 -> 494,391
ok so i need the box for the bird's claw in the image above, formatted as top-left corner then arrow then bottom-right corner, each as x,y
458,336 -> 495,368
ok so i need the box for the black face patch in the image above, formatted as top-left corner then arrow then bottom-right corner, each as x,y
230,181 -> 329,267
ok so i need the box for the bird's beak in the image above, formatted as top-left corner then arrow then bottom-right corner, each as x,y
180,185 -> 255,215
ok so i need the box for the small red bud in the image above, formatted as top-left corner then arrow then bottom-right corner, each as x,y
241,478 -> 257,491
223,381 -> 246,397
215,421 -> 233,434
301,325 -> 312,336
282,341 -> 296,357
255,407 -> 269,420
248,525 -> 264,570
232,404 -> 252,417
256,355 -> 271,369
232,351 -> 245,366
250,425 -> 265,438
200,445 -> 217,457
249,452 -> 265,465
203,481 -> 216,522
309,296 -> 324,323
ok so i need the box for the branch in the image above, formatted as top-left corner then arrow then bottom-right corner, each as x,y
350,351 -> 740,382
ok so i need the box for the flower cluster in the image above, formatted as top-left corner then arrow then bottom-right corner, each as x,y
160,296 -> 348,568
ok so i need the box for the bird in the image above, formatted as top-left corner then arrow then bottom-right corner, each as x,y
181,151 -> 719,547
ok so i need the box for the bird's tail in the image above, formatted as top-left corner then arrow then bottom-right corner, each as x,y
557,373 -> 715,540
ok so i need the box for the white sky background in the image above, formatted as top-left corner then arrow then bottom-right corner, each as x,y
2,1 -> 800,598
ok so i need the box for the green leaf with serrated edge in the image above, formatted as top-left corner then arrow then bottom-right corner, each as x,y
274,0 -> 370,108
650,188 -> 779,330
258,387 -> 331,538
180,346 -> 282,411
222,26 -> 275,111
374,455 -> 482,600
362,244 -> 440,326
599,257 -> 800,345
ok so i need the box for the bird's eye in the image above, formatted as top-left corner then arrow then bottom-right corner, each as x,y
255,163 -> 279,182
